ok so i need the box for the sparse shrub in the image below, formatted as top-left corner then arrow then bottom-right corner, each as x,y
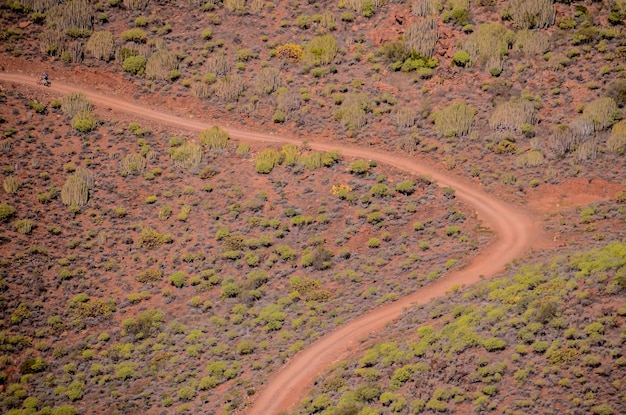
200,126 -> 229,150
169,141 -> 202,171
490,98 -> 536,131
86,30 -> 114,61
15,219 -> 35,234
431,101 -> 476,137
0,202 -> 16,221
120,153 -> 147,176
145,49 -> 178,80
3,176 -> 19,194
394,107 -> 418,129
404,17 -> 439,58
214,74 -> 245,101
505,0 -> 556,29
582,97 -> 620,131
514,29 -> 550,56
61,175 -> 89,208
46,0 -> 93,35
253,66 -> 282,95
206,53 -> 231,76
61,92 -> 93,118
607,120 -> 626,154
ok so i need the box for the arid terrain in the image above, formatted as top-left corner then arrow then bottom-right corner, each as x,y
0,1 -> 625,414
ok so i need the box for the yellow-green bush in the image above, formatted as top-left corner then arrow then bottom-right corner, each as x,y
303,35 -> 338,66
71,110 -> 97,133
15,219 -> 35,234
430,102 -> 476,137
122,55 -> 146,75
137,227 -> 172,249
61,174 -> 89,208
121,28 -> 147,43
255,148 -> 283,174
0,202 -> 16,221
86,30 -> 114,61
200,126 -> 229,150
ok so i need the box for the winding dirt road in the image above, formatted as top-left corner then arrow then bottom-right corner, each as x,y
1,73 -> 545,414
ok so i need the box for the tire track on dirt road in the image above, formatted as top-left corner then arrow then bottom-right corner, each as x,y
0,73 -> 545,414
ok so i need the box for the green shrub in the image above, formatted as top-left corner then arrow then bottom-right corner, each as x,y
255,148 -> 282,173
137,226 -> 173,249
0,202 -> 16,221
122,55 -> 146,75
463,23 -> 512,66
121,28 -> 147,43
483,337 -> 507,351
452,50 -> 470,67
71,110 -> 97,132
169,271 -> 187,288
15,219 -> 35,235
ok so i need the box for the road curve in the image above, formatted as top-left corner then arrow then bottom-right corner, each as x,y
0,73 -> 543,414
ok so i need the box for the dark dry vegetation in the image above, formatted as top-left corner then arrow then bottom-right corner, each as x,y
0,0 -> 625,414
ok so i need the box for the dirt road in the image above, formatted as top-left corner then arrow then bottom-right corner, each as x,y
0,73 -> 544,414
